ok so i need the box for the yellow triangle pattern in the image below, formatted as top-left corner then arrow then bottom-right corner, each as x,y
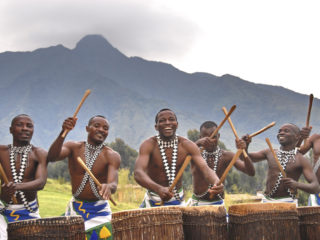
99,226 -> 111,239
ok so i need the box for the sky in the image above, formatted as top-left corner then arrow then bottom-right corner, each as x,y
1,0 -> 319,97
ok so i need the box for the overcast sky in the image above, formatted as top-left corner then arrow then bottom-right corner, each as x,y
1,0 -> 319,97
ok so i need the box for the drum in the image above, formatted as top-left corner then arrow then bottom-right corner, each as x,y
298,206 -> 320,240
181,205 -> 227,240
228,202 -> 300,240
7,216 -> 85,240
111,207 -> 184,240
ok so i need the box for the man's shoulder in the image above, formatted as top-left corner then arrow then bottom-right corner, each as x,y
0,145 -> 9,152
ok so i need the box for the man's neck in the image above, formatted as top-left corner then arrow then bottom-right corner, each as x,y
12,140 -> 30,147
280,144 -> 296,151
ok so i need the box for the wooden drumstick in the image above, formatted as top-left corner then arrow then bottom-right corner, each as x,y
208,105 -> 236,139
0,163 -> 18,204
297,94 -> 313,147
77,157 -> 117,206
249,122 -> 276,139
61,89 -> 91,138
222,107 -> 249,160
265,138 -> 286,177
209,149 -> 243,199
161,106 -> 237,205
160,155 -> 192,206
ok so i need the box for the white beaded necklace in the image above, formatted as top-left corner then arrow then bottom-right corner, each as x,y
194,147 -> 223,199
73,142 -> 104,199
9,144 -> 33,211
156,134 -> 180,201
266,148 -> 297,199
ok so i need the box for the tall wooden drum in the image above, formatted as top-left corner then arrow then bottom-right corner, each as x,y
298,206 -> 320,240
111,207 -> 184,240
181,205 -> 227,240
228,202 -> 300,240
7,216 -> 85,240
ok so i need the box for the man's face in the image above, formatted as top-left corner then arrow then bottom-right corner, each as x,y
155,110 -> 178,139
10,116 -> 34,143
86,117 -> 109,144
277,124 -> 299,146
200,126 -> 219,151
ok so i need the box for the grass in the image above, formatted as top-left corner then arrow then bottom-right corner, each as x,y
38,178 -> 260,217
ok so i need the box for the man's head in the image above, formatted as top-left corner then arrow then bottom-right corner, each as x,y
86,115 -> 109,145
200,121 -> 219,151
277,123 -> 300,147
10,114 -> 34,145
154,109 -> 178,140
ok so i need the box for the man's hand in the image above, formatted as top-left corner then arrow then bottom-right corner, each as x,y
208,184 -> 224,196
282,177 -> 298,191
1,182 -> 16,203
157,186 -> 174,202
300,126 -> 312,140
98,183 -> 113,200
62,117 -> 77,132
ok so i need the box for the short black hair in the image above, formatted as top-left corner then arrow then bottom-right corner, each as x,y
11,114 -> 32,127
287,123 -> 300,135
200,121 -> 217,131
155,108 -> 177,123
88,115 -> 107,125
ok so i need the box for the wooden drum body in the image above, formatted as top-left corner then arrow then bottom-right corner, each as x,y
111,207 -> 184,240
181,205 -> 227,240
298,206 -> 320,240
7,216 -> 85,240
228,203 -> 300,240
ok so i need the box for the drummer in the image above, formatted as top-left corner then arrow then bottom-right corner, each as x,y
242,123 -> 320,205
47,115 -> 120,240
0,114 -> 48,240
134,108 -> 223,207
187,121 -> 255,206
298,130 -> 320,206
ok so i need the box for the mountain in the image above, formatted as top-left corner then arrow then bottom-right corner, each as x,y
0,34 -> 319,151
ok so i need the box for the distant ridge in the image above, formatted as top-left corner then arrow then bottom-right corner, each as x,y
0,34 -> 319,151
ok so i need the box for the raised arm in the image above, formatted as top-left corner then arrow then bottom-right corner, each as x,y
299,132 -> 319,155
47,117 -> 76,162
233,139 -> 255,176
134,140 -> 173,201
242,134 -> 268,163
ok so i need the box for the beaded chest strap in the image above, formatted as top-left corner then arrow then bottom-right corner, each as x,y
266,148 -> 297,199
194,147 -> 223,199
9,144 -> 33,212
73,142 -> 104,200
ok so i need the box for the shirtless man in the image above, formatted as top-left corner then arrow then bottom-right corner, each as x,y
299,132 -> 320,205
0,114 -> 47,240
47,115 -> 120,240
134,109 -> 223,207
187,121 -> 255,206
243,123 -> 320,205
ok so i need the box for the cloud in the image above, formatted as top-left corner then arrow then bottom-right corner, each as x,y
0,0 -> 199,60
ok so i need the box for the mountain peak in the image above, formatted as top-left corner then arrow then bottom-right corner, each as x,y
74,34 -> 127,59
75,34 -> 113,49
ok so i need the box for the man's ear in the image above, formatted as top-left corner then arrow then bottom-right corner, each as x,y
9,127 -> 12,134
155,124 -> 158,131
86,125 -> 89,133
